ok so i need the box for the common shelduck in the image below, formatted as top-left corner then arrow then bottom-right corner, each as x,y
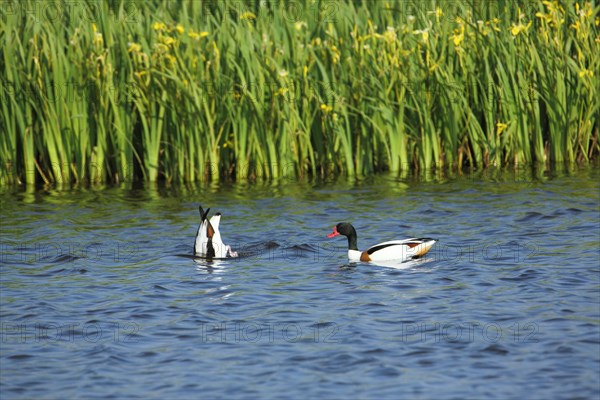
194,206 -> 238,258
327,222 -> 436,262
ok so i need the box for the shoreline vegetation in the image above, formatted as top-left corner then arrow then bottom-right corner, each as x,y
1,0 -> 598,185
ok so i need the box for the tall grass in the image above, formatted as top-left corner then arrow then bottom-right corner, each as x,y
0,0 -> 598,185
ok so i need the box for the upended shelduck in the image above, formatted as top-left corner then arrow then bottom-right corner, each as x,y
194,206 -> 238,258
327,222 -> 436,262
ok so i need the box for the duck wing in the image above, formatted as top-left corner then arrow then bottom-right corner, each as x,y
364,238 -> 436,261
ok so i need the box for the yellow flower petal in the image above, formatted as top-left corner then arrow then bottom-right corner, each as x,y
240,12 -> 256,20
153,22 -> 167,31
128,42 -> 142,53
496,122 -> 508,134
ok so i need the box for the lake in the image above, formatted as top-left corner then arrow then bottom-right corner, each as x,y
1,167 -> 599,399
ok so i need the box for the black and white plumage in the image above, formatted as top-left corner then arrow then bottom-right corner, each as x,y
194,206 -> 238,258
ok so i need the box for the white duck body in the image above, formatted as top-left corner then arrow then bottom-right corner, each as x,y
348,238 -> 437,262
209,214 -> 238,258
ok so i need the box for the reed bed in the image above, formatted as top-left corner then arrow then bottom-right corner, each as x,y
1,0 -> 598,185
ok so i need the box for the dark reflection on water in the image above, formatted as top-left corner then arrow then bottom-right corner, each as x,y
1,168 -> 599,399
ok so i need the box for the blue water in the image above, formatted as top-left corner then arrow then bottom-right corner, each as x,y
1,169 -> 599,399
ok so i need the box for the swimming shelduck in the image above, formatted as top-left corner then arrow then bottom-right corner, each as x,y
194,206 -> 238,258
327,222 -> 436,262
